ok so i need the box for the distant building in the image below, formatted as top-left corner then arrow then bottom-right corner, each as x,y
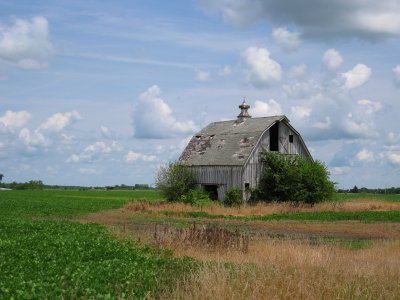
180,100 -> 312,202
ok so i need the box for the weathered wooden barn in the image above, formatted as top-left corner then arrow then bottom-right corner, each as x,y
179,100 -> 312,202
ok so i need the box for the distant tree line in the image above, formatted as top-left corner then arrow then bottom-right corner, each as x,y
338,185 -> 400,194
1,180 -> 44,190
0,176 -> 153,190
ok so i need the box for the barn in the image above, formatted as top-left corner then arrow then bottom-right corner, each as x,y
179,100 -> 312,202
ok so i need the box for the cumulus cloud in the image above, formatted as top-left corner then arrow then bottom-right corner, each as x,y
357,99 -> 382,114
132,85 -> 197,139
218,65 -> 231,76
393,65 -> 400,87
198,0 -> 400,40
322,49 -> 343,71
290,106 -> 311,120
195,68 -> 211,82
125,151 -> 157,162
241,47 -> 282,87
342,64 -> 372,89
386,152 -> 400,165
356,149 -> 374,162
272,27 -> 301,52
288,64 -> 307,79
251,100 -> 282,117
79,168 -> 100,175
0,110 -> 31,129
39,111 -> 81,132
0,16 -> 53,69
67,141 -> 115,163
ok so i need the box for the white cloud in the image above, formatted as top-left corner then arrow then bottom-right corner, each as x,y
218,65 -> 231,76
272,27 -> 301,52
313,117 -> 332,130
387,152 -> 400,165
198,0 -> 400,40
79,168 -> 99,175
125,151 -> 157,162
0,16 -> 53,69
0,110 -> 31,129
251,100 -> 282,117
330,166 -> 351,175
288,64 -> 307,79
342,64 -> 372,89
18,128 -> 48,148
132,85 -> 197,139
39,111 -> 81,132
195,68 -> 211,82
393,65 -> 400,87
357,99 -> 382,114
67,141 -> 116,163
356,149 -> 374,162
241,47 -> 282,87
322,49 -> 343,71
290,106 -> 311,120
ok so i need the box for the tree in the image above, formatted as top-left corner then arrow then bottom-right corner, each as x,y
155,162 -> 195,202
0,173 -> 3,183
253,151 -> 335,205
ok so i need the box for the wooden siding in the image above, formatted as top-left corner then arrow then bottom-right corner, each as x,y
278,122 -> 309,158
187,165 -> 242,201
243,121 -> 311,190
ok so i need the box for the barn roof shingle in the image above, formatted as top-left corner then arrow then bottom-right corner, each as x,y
180,116 -> 287,166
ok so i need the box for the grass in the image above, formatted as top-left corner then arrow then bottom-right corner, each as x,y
333,192 -> 400,202
161,209 -> 400,222
0,189 -> 161,218
0,219 -> 194,299
1,190 -> 400,299
0,189 -> 195,299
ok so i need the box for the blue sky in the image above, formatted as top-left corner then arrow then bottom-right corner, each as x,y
1,0 -> 400,188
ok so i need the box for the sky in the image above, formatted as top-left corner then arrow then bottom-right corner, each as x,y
0,0 -> 399,188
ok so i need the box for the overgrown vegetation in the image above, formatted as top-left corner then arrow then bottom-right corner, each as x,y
224,187 -> 244,207
252,151 -> 335,204
155,162 -> 195,202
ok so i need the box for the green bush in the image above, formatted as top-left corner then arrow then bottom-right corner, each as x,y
155,162 -> 195,202
224,188 -> 244,207
255,151 -> 335,205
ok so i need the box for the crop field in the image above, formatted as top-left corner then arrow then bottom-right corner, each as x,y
1,190 -> 400,299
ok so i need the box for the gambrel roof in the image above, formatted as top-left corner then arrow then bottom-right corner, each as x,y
180,116 -> 288,166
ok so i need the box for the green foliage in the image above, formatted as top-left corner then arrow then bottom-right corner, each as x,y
255,152 -> 335,205
2,180 -> 45,190
224,188 -> 244,207
0,219 -> 194,299
189,189 -> 214,207
155,162 -> 195,202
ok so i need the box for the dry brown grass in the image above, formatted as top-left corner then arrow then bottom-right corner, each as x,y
124,199 -> 400,217
77,199 -> 400,299
159,239 -> 400,300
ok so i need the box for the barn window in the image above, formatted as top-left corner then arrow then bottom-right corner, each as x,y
245,183 -> 250,189
289,135 -> 294,143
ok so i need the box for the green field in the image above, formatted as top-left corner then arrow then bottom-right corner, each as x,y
0,189 -> 195,299
0,189 -> 161,218
1,190 -> 399,299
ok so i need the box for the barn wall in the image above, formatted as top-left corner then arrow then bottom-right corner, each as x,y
188,165 -> 242,201
278,122 -> 310,159
243,121 -> 311,191
242,130 -> 269,189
